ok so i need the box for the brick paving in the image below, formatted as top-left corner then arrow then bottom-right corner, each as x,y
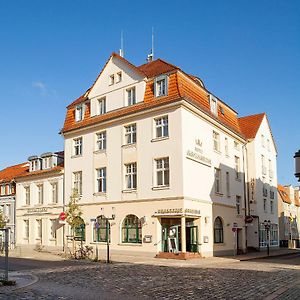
2,257 -> 300,300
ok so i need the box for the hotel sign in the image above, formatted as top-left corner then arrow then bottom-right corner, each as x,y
156,208 -> 201,216
186,138 -> 211,167
27,207 -> 48,214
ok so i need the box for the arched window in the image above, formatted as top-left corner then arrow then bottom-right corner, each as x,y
94,216 -> 110,242
214,217 -> 223,243
74,216 -> 85,241
122,215 -> 142,244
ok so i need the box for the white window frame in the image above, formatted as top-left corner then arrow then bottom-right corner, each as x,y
261,134 -> 265,148
98,98 -> 106,115
96,131 -> 106,151
50,219 -> 57,240
37,184 -> 43,205
210,95 -> 218,116
270,200 -> 274,214
235,156 -> 240,180
73,171 -> 82,196
226,171 -> 230,197
109,74 -> 115,85
155,75 -> 168,97
74,137 -> 83,156
154,157 -> 170,187
126,87 -> 136,106
116,71 -> 122,83
36,219 -> 42,240
225,137 -> 229,156
25,186 -> 30,205
263,199 -> 267,212
43,157 -> 51,169
155,116 -> 169,138
96,167 -> 107,193
125,163 -> 137,190
124,124 -> 136,145
51,182 -> 58,204
75,104 -> 84,122
262,155 -> 266,175
214,168 -> 221,194
213,131 -> 220,152
24,219 -> 29,239
236,195 -> 241,215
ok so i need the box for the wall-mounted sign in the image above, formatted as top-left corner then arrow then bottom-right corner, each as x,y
186,138 -> 211,167
143,235 -> 152,243
156,208 -> 201,216
27,207 -> 48,214
250,178 -> 255,200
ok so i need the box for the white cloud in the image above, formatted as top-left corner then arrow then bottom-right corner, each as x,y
32,81 -> 47,95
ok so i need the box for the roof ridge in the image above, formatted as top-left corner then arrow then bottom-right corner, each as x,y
238,112 -> 266,120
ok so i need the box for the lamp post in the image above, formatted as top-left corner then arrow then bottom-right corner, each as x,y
100,207 -> 115,264
294,150 -> 300,181
264,219 -> 271,256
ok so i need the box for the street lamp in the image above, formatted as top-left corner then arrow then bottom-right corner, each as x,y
99,207 -> 115,264
264,219 -> 271,256
294,150 -> 300,181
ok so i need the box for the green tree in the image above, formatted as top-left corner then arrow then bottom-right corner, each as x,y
0,212 -> 5,229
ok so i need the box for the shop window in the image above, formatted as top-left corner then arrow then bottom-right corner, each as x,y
122,214 -> 142,244
94,216 -> 110,242
214,217 -> 223,243
74,217 -> 85,241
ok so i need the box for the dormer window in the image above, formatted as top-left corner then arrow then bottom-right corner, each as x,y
116,72 -> 122,83
75,104 -> 84,122
30,159 -> 41,172
155,75 -> 168,97
109,74 -> 115,85
43,157 -> 51,169
98,98 -> 106,115
127,87 -> 136,106
210,95 -> 218,116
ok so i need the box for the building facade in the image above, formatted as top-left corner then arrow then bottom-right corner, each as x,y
60,53 -> 279,257
278,184 -> 300,248
239,114 -> 279,250
15,152 -> 64,251
0,163 -> 28,248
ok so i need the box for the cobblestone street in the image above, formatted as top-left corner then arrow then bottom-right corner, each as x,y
1,254 -> 300,300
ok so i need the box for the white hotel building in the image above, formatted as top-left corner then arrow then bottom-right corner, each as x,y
61,53 -> 278,257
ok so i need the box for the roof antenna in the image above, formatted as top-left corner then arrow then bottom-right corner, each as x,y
147,27 -> 154,62
119,30 -> 124,57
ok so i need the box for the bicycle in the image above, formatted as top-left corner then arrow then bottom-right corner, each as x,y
74,245 -> 93,260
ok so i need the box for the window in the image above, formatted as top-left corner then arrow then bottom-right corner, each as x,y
50,219 -> 57,239
31,160 -> 40,172
269,159 -> 273,178
270,200 -> 274,214
109,74 -> 115,85
24,220 -> 29,239
155,76 -> 167,97
155,116 -> 169,138
261,155 -> 266,175
96,168 -> 106,193
75,104 -> 84,122
213,131 -> 220,152
51,182 -> 58,204
225,137 -> 229,156
36,219 -> 42,239
270,188 -> 275,199
74,217 -> 85,241
37,184 -> 43,205
236,196 -> 241,215
98,98 -> 106,115
234,141 -> 240,150
94,216 -> 110,242
214,217 -> 223,243
25,186 -> 30,205
210,95 -> 218,116
0,185 -> 5,195
263,199 -> 267,212
267,139 -> 270,151
260,224 -> 279,247
235,156 -> 240,180
124,124 -> 136,145
96,131 -> 106,151
226,171 -> 230,197
263,184 -> 268,197
116,71 -> 122,83
261,134 -> 265,148
126,87 -> 136,106
214,168 -> 221,194
74,137 -> 82,156
155,158 -> 169,187
43,157 -> 51,169
122,215 -> 142,243
73,171 -> 82,195
125,163 -> 137,190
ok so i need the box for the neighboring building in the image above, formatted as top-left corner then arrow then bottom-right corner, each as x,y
60,52 -> 278,258
239,114 -> 279,250
278,184 -> 300,248
15,152 -> 64,251
0,163 -> 28,248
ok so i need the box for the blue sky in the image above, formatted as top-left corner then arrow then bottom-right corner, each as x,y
0,0 -> 299,185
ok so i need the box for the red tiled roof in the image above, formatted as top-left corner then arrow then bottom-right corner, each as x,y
278,184 -> 292,204
0,163 -> 29,183
138,59 -> 179,78
15,164 -> 64,180
238,113 -> 265,139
